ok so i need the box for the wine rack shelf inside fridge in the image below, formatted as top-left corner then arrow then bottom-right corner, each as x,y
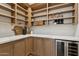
68,42 -> 78,56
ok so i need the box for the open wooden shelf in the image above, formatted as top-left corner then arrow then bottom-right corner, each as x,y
17,4 -> 28,13
48,9 -> 75,15
32,8 -> 47,13
32,3 -> 73,13
32,14 -> 47,17
32,16 -> 75,22
0,13 -> 15,18
17,18 -> 26,22
0,3 -> 32,33
48,16 -> 75,20
32,3 -> 78,25
48,3 -> 73,10
17,11 -> 28,17
32,9 -> 75,18
0,4 -> 15,12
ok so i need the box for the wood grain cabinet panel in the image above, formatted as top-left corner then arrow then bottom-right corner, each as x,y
33,37 -> 44,56
0,42 -> 13,56
0,37 -> 56,56
43,39 -> 56,56
33,37 -> 56,56
25,38 -> 30,55
13,39 -> 26,56
25,37 -> 33,55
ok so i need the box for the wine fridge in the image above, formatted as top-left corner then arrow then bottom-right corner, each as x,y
56,40 -> 79,56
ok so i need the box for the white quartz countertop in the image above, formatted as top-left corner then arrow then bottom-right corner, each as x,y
0,34 -> 79,44
0,34 -> 30,44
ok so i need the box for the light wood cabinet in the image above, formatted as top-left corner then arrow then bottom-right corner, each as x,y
33,37 -> 56,56
33,37 -> 44,56
13,39 -> 26,56
0,37 -> 56,56
0,42 -> 13,56
25,37 -> 33,55
43,38 -> 56,56
25,38 -> 30,55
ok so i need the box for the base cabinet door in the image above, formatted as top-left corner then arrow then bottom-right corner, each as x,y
33,37 -> 44,56
33,37 -> 56,56
0,43 -> 13,56
26,37 -> 33,55
43,39 -> 56,56
13,39 -> 26,56
26,38 -> 30,55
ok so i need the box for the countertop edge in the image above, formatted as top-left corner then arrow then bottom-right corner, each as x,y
0,34 -> 79,44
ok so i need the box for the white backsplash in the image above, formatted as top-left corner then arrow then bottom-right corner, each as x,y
32,24 -> 77,36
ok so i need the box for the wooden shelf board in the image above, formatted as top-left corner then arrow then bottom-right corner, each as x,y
48,9 -> 75,15
17,4 -> 28,13
32,19 -> 47,22
32,8 -> 47,13
48,3 -> 73,10
32,14 -> 47,17
0,13 -> 15,18
0,4 -> 15,12
17,18 -> 28,22
17,11 -> 28,17
32,9 -> 74,18
48,16 -> 75,20
17,18 -> 26,22
32,4 -> 73,13
32,16 -> 74,21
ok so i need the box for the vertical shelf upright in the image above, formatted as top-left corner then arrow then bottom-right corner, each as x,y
25,12 -> 28,27
74,3 -> 78,24
11,3 -> 17,25
47,3 -> 49,25
27,7 -> 32,34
